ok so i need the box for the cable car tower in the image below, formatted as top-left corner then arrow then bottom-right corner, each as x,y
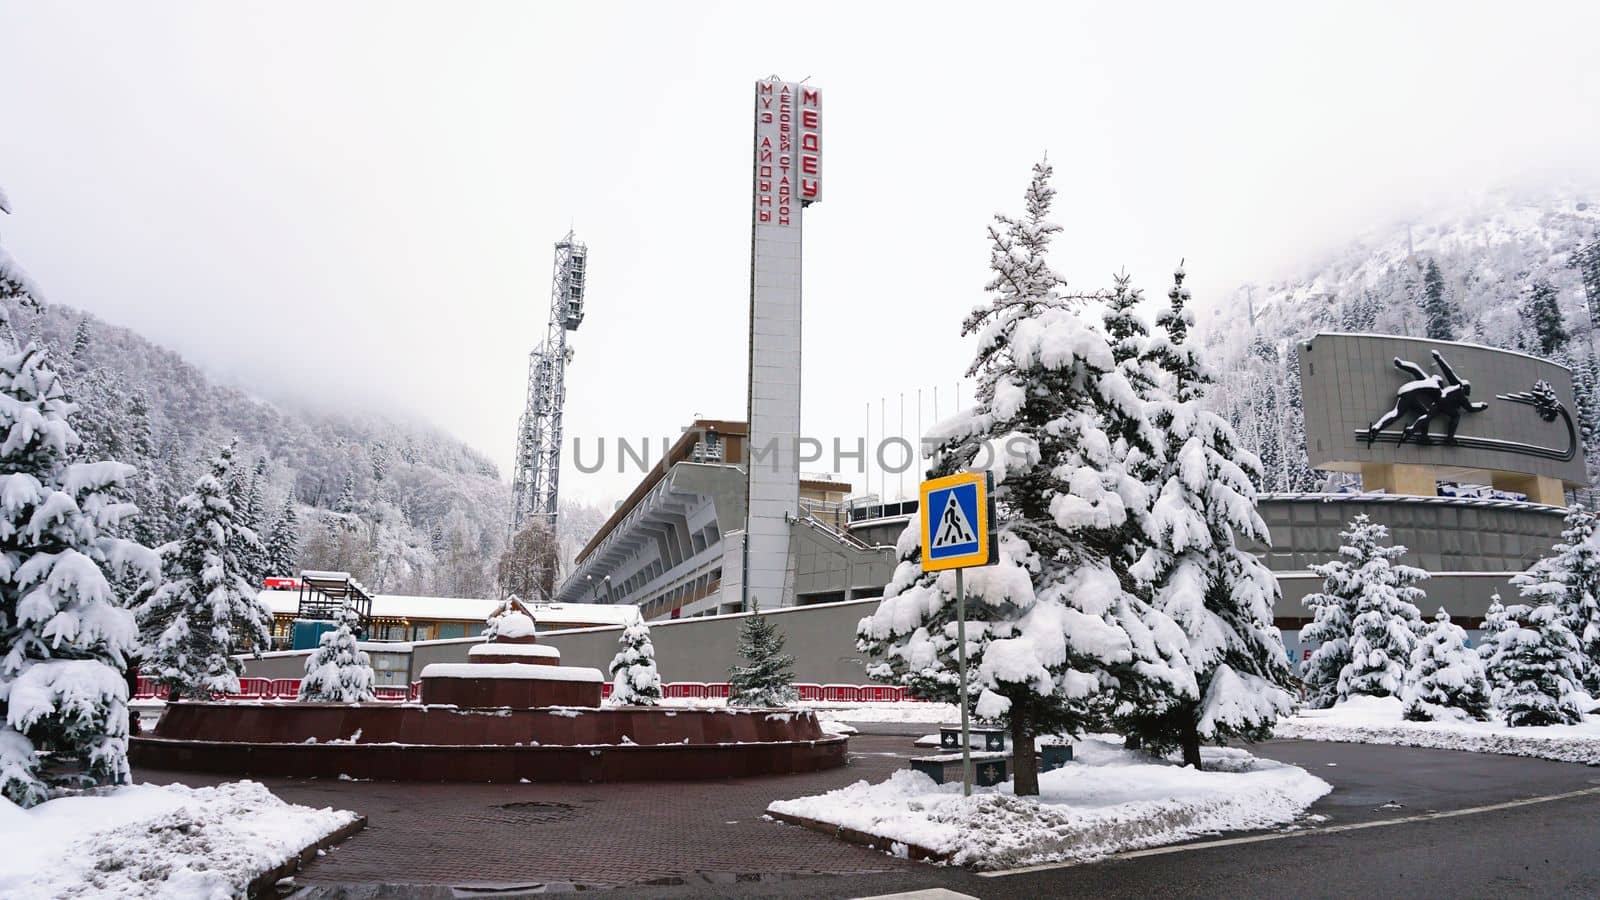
511,231 -> 587,535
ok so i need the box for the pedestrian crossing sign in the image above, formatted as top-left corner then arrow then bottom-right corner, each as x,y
920,471 -> 995,572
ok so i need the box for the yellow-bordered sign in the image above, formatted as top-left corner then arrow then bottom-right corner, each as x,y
920,471 -> 995,571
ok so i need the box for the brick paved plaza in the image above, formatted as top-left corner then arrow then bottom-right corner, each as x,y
135,731 -> 923,891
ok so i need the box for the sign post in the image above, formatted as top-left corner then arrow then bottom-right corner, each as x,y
919,470 -> 998,797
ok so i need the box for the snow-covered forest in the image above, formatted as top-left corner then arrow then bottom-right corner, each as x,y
0,297 -> 608,597
1203,188 -> 1600,496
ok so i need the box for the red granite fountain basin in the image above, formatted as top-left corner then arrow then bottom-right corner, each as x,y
129,702 -> 847,781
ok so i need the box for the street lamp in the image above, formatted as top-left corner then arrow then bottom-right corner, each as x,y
604,575 -> 612,604
586,574 -> 598,602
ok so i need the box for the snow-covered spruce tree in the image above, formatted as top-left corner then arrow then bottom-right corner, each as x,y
858,160 -> 1195,795
1419,258 -> 1455,341
1123,265 -> 1295,768
1403,608 -> 1491,722
1520,278 -> 1567,360
1511,505 -> 1600,693
1488,602 -> 1585,726
730,601 -> 797,708
296,606 -> 374,702
136,444 -> 273,702
1300,515 -> 1427,707
0,242 -> 160,805
263,493 -> 301,578
1479,592 -> 1512,701
1341,528 -> 1426,700
606,619 -> 662,706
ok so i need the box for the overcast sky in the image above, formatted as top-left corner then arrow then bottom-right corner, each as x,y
2,1 -> 1597,506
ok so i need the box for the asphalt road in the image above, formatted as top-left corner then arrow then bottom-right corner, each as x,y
288,736 -> 1600,900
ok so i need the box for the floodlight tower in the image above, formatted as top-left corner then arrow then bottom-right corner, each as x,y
511,231 -> 587,535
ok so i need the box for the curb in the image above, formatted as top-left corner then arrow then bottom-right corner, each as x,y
767,810 -> 950,863
247,814 -> 368,899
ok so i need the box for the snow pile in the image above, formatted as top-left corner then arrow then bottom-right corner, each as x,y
1277,695 -> 1600,764
0,780 -> 359,899
769,737 -> 1329,869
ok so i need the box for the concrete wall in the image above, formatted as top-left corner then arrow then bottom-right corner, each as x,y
1250,494 -> 1565,574
405,598 -> 882,685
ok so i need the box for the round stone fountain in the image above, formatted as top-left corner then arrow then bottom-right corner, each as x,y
131,609 -> 846,782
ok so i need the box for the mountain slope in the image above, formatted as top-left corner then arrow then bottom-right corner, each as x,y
1199,187 -> 1600,495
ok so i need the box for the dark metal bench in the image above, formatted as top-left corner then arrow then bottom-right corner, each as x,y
938,724 -> 1006,752
909,751 -> 1010,786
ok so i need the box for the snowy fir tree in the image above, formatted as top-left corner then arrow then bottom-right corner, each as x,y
1342,541 -> 1427,700
858,160 -> 1194,795
1123,264 -> 1295,767
730,601 -> 797,708
263,493 -> 301,578
1488,602 -> 1585,726
1511,505 -> 1600,693
606,619 -> 663,706
0,226 -> 160,806
1419,258 -> 1455,341
1520,278 -> 1567,359
296,606 -> 374,703
136,444 -> 273,701
1300,515 -> 1428,707
1403,608 -> 1491,722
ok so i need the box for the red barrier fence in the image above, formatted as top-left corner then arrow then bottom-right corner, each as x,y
132,678 -> 913,703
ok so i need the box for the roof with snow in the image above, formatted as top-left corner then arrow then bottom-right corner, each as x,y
256,591 -> 640,627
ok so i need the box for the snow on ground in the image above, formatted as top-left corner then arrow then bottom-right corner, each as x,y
660,697 -> 962,724
767,736 -> 1330,869
1277,696 -> 1600,765
0,781 -> 359,899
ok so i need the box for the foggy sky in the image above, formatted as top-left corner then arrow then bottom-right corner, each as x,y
2,1 -> 1597,506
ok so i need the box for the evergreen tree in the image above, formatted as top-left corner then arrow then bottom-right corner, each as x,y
263,493 -> 301,578
1403,609 -> 1491,722
296,606 -> 374,702
1301,515 -> 1428,706
1419,258 -> 1455,341
68,318 -> 91,371
730,601 -> 796,708
606,619 -> 663,706
1521,278 -> 1568,359
1282,348 -> 1315,492
0,341 -> 161,807
136,444 -> 273,701
1342,537 -> 1426,700
334,472 -> 357,514
1511,505 -> 1600,692
1574,237 -> 1600,335
1124,265 -> 1294,767
858,161 -> 1194,795
1488,602 -> 1585,726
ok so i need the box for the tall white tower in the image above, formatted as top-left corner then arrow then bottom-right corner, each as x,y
742,78 -> 822,610
511,232 -> 588,534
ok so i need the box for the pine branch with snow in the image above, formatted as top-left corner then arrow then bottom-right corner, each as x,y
296,607 -> 374,702
859,160 -> 1196,796
1487,602 -> 1586,727
0,338 -> 160,807
730,601 -> 797,708
1403,608 -> 1491,722
135,444 -> 273,702
607,619 -> 662,706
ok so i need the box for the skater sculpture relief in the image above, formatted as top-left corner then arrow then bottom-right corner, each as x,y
1365,350 -> 1488,446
